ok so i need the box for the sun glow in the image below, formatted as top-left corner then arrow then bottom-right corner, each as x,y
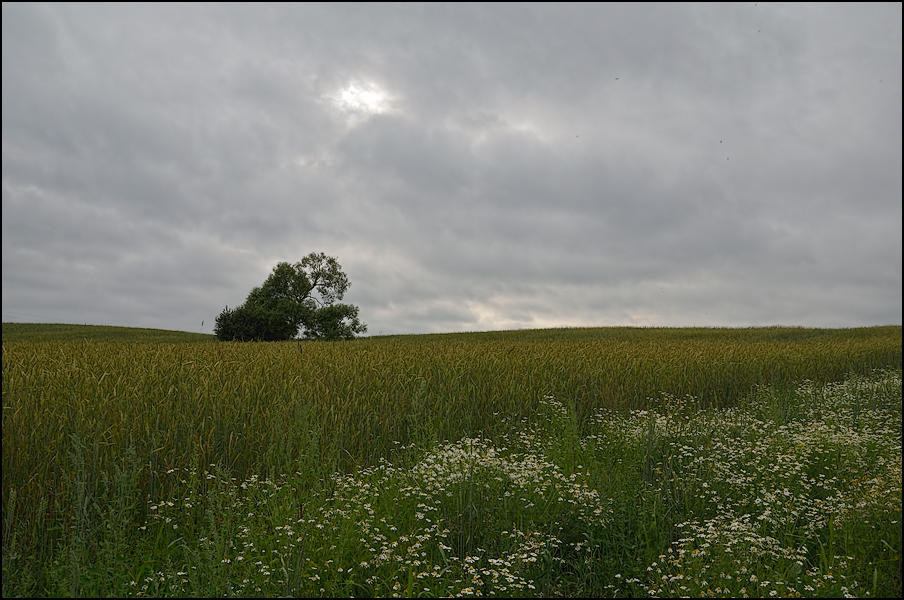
335,82 -> 389,116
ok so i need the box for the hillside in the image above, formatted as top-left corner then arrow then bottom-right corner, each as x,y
4,322 -> 901,346
1,323 -> 216,343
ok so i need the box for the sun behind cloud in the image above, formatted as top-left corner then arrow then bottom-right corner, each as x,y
334,82 -> 390,116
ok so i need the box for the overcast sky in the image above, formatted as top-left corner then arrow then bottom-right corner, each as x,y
3,3 -> 901,335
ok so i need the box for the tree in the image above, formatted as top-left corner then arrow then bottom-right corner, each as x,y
214,253 -> 368,341
213,303 -> 297,342
301,303 -> 365,341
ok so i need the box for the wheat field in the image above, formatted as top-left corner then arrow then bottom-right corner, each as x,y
2,324 -> 901,597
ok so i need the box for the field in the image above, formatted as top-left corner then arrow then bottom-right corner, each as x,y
2,323 -> 901,597
0,322 -> 215,343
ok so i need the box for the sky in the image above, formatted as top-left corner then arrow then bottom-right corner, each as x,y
2,2 -> 901,336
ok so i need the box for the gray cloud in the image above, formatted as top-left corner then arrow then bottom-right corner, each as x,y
3,3 -> 901,334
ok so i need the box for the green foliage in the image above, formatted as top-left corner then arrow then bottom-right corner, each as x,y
214,253 -> 367,341
213,303 -> 296,342
299,302 -> 366,341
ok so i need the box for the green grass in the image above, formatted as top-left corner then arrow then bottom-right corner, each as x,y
2,322 -> 216,343
2,324 -> 901,597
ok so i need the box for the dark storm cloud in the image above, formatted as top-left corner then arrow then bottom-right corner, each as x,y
3,2 -> 901,333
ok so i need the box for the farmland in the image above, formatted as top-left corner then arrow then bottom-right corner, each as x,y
2,324 -> 901,597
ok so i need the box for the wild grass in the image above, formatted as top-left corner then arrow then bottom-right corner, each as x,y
1,323 -> 215,343
2,325 -> 901,596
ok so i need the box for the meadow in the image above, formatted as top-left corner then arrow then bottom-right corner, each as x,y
2,323 -> 901,597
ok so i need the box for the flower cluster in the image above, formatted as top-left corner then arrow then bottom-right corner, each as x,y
308,434 -> 609,596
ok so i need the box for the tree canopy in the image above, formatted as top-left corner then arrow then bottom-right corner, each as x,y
214,253 -> 367,341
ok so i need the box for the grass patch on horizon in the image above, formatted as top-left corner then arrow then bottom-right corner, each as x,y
2,322 -> 216,343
